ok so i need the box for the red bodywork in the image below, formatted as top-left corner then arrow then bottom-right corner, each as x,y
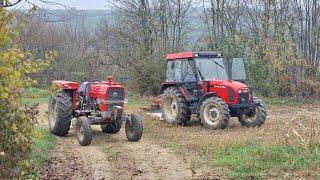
207,80 -> 250,105
166,52 -> 194,60
88,81 -> 125,112
52,80 -> 79,90
161,52 -> 252,106
52,77 -> 125,112
52,80 -> 79,108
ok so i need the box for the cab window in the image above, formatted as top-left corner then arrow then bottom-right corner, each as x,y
165,59 -> 197,82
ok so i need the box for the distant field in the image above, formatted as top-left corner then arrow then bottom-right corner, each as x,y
22,88 -> 50,105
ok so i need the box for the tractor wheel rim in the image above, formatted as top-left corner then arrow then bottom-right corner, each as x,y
163,96 -> 178,120
49,101 -> 57,128
78,125 -> 84,141
170,99 -> 178,117
204,104 -> 221,124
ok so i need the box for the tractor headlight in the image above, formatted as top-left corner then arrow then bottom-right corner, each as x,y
124,99 -> 128,104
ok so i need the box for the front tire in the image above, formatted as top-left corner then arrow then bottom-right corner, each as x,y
161,87 -> 191,125
48,91 -> 73,136
76,116 -> 92,146
238,97 -> 267,127
125,114 -> 143,142
200,96 -> 230,129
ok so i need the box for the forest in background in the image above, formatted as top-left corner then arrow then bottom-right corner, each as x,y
19,0 -> 320,97
1,0 -> 320,178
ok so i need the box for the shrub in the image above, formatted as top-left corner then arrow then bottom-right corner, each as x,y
0,9 -> 47,178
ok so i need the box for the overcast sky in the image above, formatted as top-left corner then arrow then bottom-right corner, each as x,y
15,0 -> 110,10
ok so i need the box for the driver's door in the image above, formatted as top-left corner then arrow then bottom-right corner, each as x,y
178,60 -> 201,101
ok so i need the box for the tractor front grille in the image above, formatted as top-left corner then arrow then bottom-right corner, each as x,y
238,92 -> 249,104
106,88 -> 124,111
228,88 -> 234,102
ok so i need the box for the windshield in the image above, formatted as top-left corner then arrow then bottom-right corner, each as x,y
195,57 -> 228,81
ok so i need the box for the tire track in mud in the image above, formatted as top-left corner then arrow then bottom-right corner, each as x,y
38,104 -> 198,180
39,104 -> 112,179
40,128 -> 112,180
99,129 -> 195,180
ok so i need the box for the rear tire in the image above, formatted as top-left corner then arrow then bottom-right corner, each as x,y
76,116 -> 92,146
48,91 -> 72,136
161,87 -> 191,125
199,96 -> 230,129
101,120 -> 122,134
125,114 -> 143,142
238,97 -> 267,127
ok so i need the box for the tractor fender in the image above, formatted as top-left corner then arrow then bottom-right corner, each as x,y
158,83 -> 176,95
159,83 -> 190,102
196,92 -> 218,112
51,80 -> 79,109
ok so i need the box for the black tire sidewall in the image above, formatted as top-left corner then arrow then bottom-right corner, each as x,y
200,97 -> 230,129
238,97 -> 267,127
125,114 -> 143,142
161,87 -> 190,125
48,91 -> 73,136
76,116 -> 92,146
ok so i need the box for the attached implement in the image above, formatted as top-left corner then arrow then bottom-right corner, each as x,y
158,52 -> 267,129
48,76 -> 143,146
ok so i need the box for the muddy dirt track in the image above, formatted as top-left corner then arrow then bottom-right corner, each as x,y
37,103 -> 320,179
38,104 -> 212,180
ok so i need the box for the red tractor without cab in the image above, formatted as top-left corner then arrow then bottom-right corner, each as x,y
48,76 -> 143,146
159,52 -> 267,129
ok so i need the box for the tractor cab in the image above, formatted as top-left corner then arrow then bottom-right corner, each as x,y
161,52 -> 250,106
159,52 -> 267,130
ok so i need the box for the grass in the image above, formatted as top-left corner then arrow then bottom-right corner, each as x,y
208,143 -> 320,178
20,90 -> 320,178
22,88 -> 50,105
141,102 -> 320,179
24,128 -> 56,179
257,95 -> 320,106
125,95 -> 151,113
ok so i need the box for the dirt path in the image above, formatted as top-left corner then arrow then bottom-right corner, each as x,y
38,104 -> 197,180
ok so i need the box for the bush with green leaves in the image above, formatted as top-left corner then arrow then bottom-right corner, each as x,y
0,9 -> 47,178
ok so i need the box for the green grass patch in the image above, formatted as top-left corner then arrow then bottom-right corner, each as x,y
257,95 -> 320,105
22,88 -> 50,105
207,143 -> 320,178
126,95 -> 150,111
169,143 -> 183,154
24,128 -> 56,179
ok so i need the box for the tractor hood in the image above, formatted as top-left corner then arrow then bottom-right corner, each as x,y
208,80 -> 248,91
207,80 -> 251,104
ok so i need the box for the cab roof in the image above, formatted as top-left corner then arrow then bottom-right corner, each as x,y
166,51 -> 223,60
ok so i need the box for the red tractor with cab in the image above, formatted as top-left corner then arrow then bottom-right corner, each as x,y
159,52 -> 267,129
48,76 -> 143,146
